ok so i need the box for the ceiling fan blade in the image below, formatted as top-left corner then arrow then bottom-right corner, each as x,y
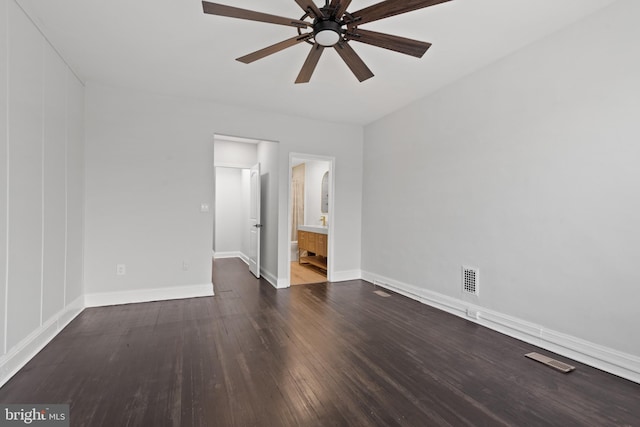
333,41 -> 374,82
329,0 -> 353,19
294,0 -> 324,18
349,0 -> 452,26
202,2 -> 310,28
347,28 -> 431,58
295,43 -> 325,84
237,34 -> 313,64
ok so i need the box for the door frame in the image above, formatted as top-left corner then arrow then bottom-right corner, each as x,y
287,153 -> 336,285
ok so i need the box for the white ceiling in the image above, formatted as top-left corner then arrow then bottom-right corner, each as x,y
17,0 -> 618,125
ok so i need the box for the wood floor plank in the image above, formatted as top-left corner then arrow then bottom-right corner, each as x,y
290,261 -> 327,285
0,257 -> 638,426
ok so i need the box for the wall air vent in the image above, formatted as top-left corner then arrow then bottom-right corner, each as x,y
462,266 -> 479,296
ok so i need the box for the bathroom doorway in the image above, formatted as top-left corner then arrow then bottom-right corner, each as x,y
288,154 -> 334,285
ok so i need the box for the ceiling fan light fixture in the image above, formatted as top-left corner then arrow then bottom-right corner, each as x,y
315,29 -> 340,46
313,19 -> 342,46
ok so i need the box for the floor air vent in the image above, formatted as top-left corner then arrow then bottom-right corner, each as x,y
525,352 -> 576,373
462,266 -> 479,296
374,290 -> 391,298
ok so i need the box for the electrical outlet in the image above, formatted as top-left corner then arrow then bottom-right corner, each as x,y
466,308 -> 479,320
116,264 -> 126,276
182,261 -> 189,271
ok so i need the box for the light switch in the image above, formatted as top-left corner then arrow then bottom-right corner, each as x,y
116,264 -> 126,276
200,203 -> 210,213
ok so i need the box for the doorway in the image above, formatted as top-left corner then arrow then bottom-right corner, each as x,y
288,153 -> 335,285
212,135 -> 267,280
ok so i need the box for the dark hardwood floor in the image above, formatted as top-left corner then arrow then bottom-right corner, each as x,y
0,258 -> 638,426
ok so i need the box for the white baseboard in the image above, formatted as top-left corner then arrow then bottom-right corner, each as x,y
0,296 -> 84,388
261,268 -> 283,289
214,251 -> 250,266
213,251 -> 251,265
331,269 -> 362,283
361,270 -> 640,384
84,283 -> 214,308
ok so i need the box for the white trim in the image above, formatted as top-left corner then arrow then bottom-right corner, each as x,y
260,267 -> 281,289
39,39 -> 45,326
3,0 -> 10,355
213,134 -> 263,145
238,253 -> 249,266
84,283 -> 214,308
214,162 -> 253,170
62,66 -> 68,321
331,270 -> 362,283
361,270 -> 640,384
213,251 -> 249,266
0,295 -> 83,388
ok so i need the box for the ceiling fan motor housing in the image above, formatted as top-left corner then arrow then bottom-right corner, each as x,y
313,19 -> 342,46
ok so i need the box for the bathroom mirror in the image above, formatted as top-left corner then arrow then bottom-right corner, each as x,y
321,171 -> 329,214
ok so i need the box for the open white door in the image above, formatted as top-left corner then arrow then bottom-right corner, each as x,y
248,163 -> 261,278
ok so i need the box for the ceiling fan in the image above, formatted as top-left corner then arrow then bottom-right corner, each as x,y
202,0 -> 452,83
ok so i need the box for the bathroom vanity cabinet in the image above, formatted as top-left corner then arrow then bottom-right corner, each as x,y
298,230 -> 328,272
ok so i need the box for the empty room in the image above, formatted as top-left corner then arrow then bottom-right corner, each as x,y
0,0 -> 639,425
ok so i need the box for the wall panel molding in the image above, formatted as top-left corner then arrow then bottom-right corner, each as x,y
0,295 -> 83,387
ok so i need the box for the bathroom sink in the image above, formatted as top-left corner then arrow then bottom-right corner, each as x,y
298,225 -> 328,235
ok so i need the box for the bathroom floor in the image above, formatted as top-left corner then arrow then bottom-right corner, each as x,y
290,262 -> 327,285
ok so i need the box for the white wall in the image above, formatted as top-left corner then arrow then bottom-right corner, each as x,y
0,0 -> 84,385
362,0 -> 640,382
213,139 -> 257,168
304,160 -> 330,226
214,167 -> 247,256
84,83 -> 363,295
